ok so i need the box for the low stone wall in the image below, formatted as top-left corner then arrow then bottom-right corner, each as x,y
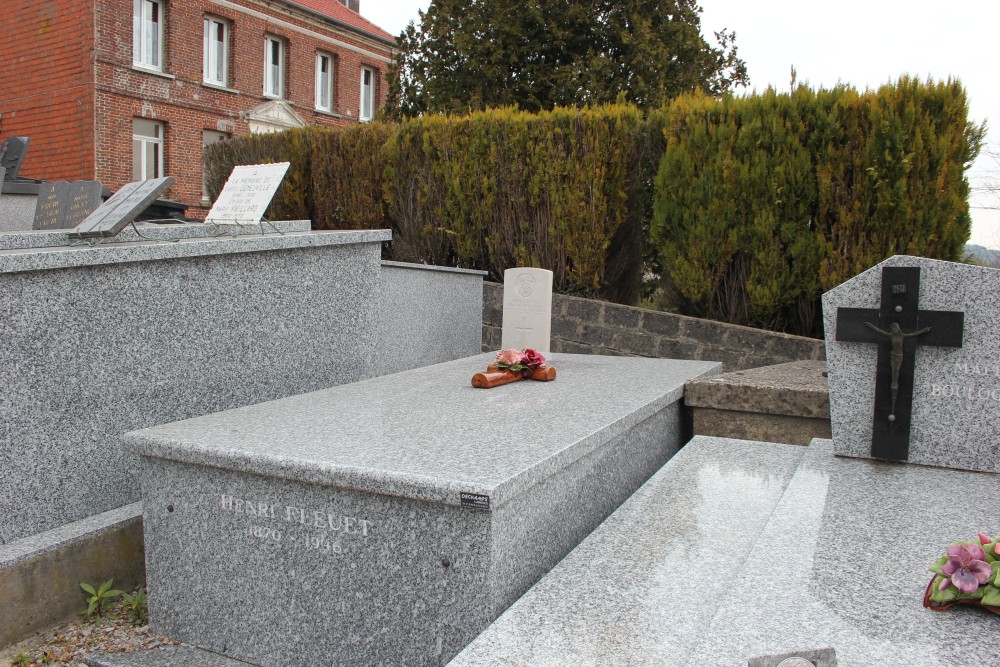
685,361 -> 831,445
482,282 -> 824,371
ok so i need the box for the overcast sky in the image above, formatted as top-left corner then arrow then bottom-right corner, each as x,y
360,0 -> 1000,249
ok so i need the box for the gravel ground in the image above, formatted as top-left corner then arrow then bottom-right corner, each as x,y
0,597 -> 176,667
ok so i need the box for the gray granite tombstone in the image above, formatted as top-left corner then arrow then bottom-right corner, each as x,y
31,181 -> 101,230
0,166 -> 6,184
126,354 -> 719,667
0,136 -> 30,180
69,177 -> 174,239
823,254 -> 1000,473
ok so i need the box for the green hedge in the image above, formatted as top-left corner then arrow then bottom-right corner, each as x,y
651,78 -> 982,335
204,78 -> 982,335
205,106 -> 653,301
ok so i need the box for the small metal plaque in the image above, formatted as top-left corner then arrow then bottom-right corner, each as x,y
748,647 -> 837,667
460,492 -> 490,511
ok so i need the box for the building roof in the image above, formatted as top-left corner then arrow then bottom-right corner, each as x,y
284,0 -> 397,43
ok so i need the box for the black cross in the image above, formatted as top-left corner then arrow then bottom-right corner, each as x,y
835,266 -> 964,461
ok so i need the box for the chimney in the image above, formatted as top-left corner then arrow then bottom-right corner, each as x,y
339,0 -> 359,11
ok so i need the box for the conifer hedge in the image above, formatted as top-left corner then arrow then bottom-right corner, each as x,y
651,78 -> 982,335
204,78 -> 982,335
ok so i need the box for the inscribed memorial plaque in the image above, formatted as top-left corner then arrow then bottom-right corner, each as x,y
69,177 -> 174,239
204,162 -> 290,225
33,180 -> 102,230
501,267 -> 553,353
822,255 -> 1000,473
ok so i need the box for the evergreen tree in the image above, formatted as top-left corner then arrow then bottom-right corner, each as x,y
386,0 -> 748,117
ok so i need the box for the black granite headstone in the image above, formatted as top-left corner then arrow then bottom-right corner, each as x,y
0,137 -> 30,180
33,180 -> 104,231
33,182 -> 69,230
69,177 -> 175,239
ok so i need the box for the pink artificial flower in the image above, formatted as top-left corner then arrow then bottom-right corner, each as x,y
941,543 -> 992,594
496,349 -> 522,366
979,532 -> 992,546
521,349 -> 545,369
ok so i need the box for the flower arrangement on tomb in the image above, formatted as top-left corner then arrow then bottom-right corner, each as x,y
471,349 -> 556,388
493,348 -> 546,373
924,532 -> 1000,615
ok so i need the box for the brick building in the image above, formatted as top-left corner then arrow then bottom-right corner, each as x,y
0,0 -> 395,215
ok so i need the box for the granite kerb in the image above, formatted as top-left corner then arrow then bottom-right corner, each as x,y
0,220 -> 312,250
0,502 -> 143,569
0,229 -> 391,274
381,259 -> 487,276
125,354 -> 721,512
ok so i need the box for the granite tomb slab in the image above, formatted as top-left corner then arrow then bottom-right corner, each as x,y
126,354 -> 719,666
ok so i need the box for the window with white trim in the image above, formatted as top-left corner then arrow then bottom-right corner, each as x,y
264,36 -> 284,98
132,119 -> 164,181
203,17 -> 229,86
360,66 -> 375,122
133,0 -> 164,71
315,52 -> 335,112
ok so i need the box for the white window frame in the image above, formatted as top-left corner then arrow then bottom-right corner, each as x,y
315,52 -> 334,112
264,36 -> 285,99
203,17 -> 229,86
132,119 -> 164,181
359,66 -> 375,122
133,0 -> 164,71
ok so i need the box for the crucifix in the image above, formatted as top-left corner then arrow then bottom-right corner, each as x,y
835,266 -> 964,461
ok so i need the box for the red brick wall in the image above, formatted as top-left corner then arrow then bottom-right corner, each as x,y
93,0 -> 394,213
0,1 -> 96,182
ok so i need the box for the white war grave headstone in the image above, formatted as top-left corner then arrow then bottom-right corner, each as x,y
205,162 -> 290,225
501,267 -> 553,353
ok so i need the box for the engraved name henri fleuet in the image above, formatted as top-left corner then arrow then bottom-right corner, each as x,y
220,495 -> 371,537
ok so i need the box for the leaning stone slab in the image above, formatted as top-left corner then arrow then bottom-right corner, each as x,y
127,354 -> 719,666
823,255 -> 1000,472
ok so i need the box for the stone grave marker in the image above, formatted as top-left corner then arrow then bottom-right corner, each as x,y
823,254 -> 1000,473
68,177 -> 174,239
0,136 -> 29,180
32,180 -> 103,230
125,354 -> 719,666
0,166 -> 6,184
205,162 -> 289,225
501,267 -> 553,353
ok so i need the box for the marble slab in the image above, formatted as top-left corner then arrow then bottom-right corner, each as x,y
127,354 -> 720,667
822,255 -> 1000,472
450,437 -> 1000,666
449,437 -> 805,666
686,439 -> 1000,666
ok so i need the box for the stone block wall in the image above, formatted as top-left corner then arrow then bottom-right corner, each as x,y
482,282 -> 824,371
